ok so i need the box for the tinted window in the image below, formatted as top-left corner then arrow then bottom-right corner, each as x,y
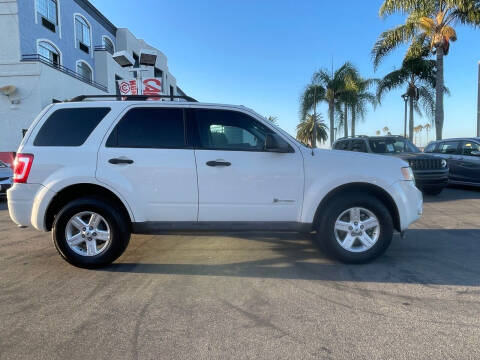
369,138 -> 418,153
424,142 -> 437,153
34,107 -> 110,146
461,141 -> 480,156
194,109 -> 273,151
350,140 -> 367,152
334,141 -> 348,150
107,108 -> 185,148
438,141 -> 460,155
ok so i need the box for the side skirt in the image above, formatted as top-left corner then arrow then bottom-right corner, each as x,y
132,221 -> 312,234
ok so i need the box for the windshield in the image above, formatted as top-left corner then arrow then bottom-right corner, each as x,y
369,138 -> 419,154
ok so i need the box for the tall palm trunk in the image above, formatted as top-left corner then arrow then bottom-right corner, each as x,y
343,103 -> 348,138
312,86 -> 317,148
409,96 -> 414,141
435,46 -> 444,140
351,106 -> 356,137
329,100 -> 335,146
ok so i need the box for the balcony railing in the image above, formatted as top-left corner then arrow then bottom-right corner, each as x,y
21,54 -> 108,92
94,45 -> 114,55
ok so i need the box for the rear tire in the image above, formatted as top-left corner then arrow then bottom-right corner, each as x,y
52,197 -> 130,268
313,193 -> 393,264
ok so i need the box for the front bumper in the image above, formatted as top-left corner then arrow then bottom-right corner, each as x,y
414,169 -> 449,188
388,180 -> 423,231
0,178 -> 12,194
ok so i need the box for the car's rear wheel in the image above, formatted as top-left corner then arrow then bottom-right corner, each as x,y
52,197 -> 130,268
313,194 -> 393,264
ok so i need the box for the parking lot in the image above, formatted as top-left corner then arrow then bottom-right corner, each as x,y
0,187 -> 479,360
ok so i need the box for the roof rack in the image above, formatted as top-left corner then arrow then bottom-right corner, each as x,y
67,94 -> 198,102
335,135 -> 369,140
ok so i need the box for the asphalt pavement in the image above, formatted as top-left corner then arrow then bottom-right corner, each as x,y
1,187 -> 480,360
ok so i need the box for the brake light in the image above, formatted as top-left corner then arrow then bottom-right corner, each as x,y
13,154 -> 34,183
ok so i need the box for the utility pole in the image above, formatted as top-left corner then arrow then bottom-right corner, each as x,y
477,61 -> 480,137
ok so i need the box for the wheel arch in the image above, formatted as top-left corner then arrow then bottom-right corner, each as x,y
312,182 -> 401,232
44,183 -> 133,231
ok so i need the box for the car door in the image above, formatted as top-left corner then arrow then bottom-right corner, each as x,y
191,108 -> 304,222
435,141 -> 462,182
96,106 -> 198,222
457,141 -> 480,184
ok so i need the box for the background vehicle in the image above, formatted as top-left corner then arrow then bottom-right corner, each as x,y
424,138 -> 480,187
333,135 -> 449,195
0,160 -> 13,196
7,95 -> 422,268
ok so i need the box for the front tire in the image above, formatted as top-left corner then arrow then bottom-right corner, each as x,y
313,194 -> 393,264
52,197 -> 130,268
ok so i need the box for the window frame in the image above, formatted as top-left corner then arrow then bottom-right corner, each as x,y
37,39 -> 61,66
190,108 -> 287,153
106,107 -> 190,150
36,0 -> 58,27
76,60 -> 93,81
74,13 -> 92,54
437,141 -> 461,155
102,35 -> 115,55
460,140 -> 480,156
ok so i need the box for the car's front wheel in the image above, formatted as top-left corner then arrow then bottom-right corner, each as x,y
52,197 -> 130,268
313,194 -> 393,264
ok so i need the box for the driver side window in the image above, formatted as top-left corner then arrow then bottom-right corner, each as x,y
194,109 -> 273,151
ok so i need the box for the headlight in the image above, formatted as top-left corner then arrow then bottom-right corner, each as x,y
441,159 -> 447,168
401,166 -> 415,182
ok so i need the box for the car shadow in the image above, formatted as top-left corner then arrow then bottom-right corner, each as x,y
424,186 -> 480,203
99,229 -> 480,287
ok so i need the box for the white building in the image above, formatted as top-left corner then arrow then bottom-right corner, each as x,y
0,0 -> 187,152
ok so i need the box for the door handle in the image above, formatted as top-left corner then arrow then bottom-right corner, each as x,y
206,160 -> 231,167
109,158 -> 134,165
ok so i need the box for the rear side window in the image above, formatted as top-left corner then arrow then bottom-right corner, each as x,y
350,140 -> 367,152
34,107 -> 110,146
334,141 -> 348,150
437,141 -> 460,154
106,108 -> 185,148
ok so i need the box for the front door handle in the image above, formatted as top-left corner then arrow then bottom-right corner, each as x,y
109,158 -> 134,165
206,160 -> 231,167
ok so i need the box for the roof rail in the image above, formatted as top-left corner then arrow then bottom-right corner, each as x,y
335,135 -> 369,140
67,94 -> 198,102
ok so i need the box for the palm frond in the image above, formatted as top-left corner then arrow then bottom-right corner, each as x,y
372,23 -> 418,69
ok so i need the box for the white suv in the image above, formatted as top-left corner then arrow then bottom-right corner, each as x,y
7,96 -> 423,268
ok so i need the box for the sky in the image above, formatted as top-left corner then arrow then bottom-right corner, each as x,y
91,0 -> 480,147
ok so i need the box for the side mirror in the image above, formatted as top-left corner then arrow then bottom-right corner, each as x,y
264,134 -> 292,153
471,151 -> 480,157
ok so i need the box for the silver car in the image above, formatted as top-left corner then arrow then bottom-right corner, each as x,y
0,160 -> 13,196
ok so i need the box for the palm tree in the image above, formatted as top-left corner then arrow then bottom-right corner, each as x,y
348,77 -> 377,137
266,116 -> 278,125
373,1 -> 480,140
296,114 -> 328,147
383,126 -> 390,135
302,62 -> 358,145
376,130 -> 381,135
424,123 -> 431,143
414,125 -> 424,145
376,56 -> 436,141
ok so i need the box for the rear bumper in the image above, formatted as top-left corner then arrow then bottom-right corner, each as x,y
414,169 -> 449,188
388,180 -> 423,231
7,183 -> 55,231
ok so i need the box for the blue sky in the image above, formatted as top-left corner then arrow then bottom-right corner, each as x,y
92,0 -> 479,146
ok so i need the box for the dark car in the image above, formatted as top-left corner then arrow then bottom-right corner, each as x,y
333,135 -> 449,195
424,137 -> 480,187
0,160 -> 13,196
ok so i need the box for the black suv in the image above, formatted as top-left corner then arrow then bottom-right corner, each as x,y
424,137 -> 480,187
333,135 -> 449,195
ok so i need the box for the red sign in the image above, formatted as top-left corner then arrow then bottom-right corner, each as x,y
117,78 -> 162,96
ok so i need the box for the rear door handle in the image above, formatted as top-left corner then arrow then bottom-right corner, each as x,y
109,158 -> 134,165
206,160 -> 231,167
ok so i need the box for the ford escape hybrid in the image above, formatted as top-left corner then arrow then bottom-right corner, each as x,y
7,95 -> 423,268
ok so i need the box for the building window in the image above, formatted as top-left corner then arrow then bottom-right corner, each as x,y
102,36 -> 115,55
75,15 -> 91,53
154,67 -> 163,78
37,0 -> 57,31
76,61 -> 92,81
37,41 -> 60,66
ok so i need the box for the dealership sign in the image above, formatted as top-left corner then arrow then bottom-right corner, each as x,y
117,78 -> 163,96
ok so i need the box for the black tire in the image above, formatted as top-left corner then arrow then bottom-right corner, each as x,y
313,193 -> 393,264
52,197 -> 130,268
421,186 -> 443,196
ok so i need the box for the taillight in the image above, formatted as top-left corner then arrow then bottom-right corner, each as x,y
13,154 -> 34,183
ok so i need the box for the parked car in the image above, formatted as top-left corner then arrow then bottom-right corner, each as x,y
7,95 -> 422,268
333,135 -> 449,195
424,137 -> 480,187
0,160 -> 13,196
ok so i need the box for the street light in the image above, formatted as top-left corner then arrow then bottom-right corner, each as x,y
139,49 -> 157,66
112,50 -> 134,67
477,61 -> 480,137
112,49 -> 157,95
401,93 -> 408,138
